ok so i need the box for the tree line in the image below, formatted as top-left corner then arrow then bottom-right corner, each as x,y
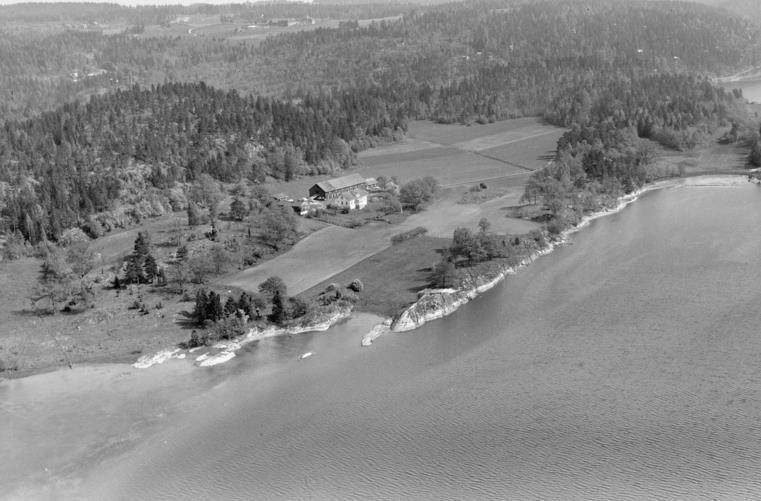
1,0 -> 759,122
0,82 -> 404,243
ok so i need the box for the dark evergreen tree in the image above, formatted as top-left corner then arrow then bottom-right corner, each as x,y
269,290 -> 286,325
144,254 -> 158,282
229,197 -> 248,221
205,291 -> 223,322
176,245 -> 188,262
193,289 -> 208,325
224,296 -> 238,317
123,254 -> 146,284
237,291 -> 253,319
133,232 -> 150,257
156,267 -> 167,286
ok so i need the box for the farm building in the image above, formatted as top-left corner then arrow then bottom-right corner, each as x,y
272,192 -> 293,202
331,189 -> 368,211
309,174 -> 367,200
293,198 -> 325,216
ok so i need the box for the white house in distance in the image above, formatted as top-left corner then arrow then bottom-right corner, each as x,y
331,189 -> 368,211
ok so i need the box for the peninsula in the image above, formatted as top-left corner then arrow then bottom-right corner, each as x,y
1,0 -> 761,377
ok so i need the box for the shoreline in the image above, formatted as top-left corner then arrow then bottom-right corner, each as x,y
715,67 -> 761,84
133,305 -> 353,369
365,174 -> 753,339
2,174 -> 754,379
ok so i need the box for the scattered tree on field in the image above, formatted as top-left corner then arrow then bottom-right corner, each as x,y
259,276 -> 287,298
230,197 -> 249,221
431,258 -> 458,288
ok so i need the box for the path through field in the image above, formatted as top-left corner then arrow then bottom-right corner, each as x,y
224,118 -> 562,294
223,185 -> 539,294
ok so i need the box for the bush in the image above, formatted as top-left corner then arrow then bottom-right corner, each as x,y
340,289 -> 359,303
391,226 -> 428,245
1,230 -> 29,261
349,279 -> 364,292
0,357 -> 19,372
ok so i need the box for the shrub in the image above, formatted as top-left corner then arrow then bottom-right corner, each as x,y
349,279 -> 364,292
391,226 -> 428,245
1,230 -> 29,260
340,289 -> 359,303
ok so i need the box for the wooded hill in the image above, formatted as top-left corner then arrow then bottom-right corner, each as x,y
0,0 -> 756,244
1,0 -> 759,122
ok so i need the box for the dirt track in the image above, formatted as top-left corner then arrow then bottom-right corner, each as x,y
223,118 -> 559,294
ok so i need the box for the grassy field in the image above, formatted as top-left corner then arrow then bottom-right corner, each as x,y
0,257 -> 194,377
227,118 -> 555,295
358,117 -> 564,187
360,149 -> 528,187
299,236 -> 450,317
406,117 -> 548,145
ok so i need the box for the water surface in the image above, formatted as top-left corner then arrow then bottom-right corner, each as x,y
6,183 -> 761,500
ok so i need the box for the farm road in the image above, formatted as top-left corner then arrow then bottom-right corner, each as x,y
223,187 -> 538,295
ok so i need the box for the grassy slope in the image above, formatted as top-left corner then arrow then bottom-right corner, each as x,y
299,236 -> 450,318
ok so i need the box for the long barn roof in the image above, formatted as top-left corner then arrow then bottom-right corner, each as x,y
313,173 -> 366,193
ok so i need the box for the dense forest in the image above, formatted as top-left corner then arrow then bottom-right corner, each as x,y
0,82 -> 405,242
0,0 -> 758,244
1,0 -> 759,121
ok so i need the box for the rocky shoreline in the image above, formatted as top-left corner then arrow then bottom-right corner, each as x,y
363,174 -> 752,339
134,305 -> 353,369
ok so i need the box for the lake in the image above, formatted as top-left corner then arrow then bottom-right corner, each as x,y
5,182 -> 761,500
724,78 -> 761,104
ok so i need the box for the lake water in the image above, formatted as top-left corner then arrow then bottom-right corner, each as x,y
5,182 -> 761,500
724,78 -> 761,104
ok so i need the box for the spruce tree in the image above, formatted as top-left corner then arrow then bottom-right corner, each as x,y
205,291 -> 223,322
144,254 -> 158,282
269,290 -> 286,325
124,254 -> 145,284
237,292 -> 253,319
193,289 -> 208,325
224,296 -> 238,317
176,245 -> 188,262
134,232 -> 150,257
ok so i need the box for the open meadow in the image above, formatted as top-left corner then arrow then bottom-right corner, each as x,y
358,118 -> 564,187
225,118 -> 557,296
299,236 -> 450,317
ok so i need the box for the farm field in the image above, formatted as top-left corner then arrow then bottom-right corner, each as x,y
222,225 -> 391,295
359,149 -> 528,187
223,187 -> 539,296
229,118 -> 556,296
266,117 -> 564,200
406,117 -> 549,145
358,117 -> 564,187
299,236 -> 450,317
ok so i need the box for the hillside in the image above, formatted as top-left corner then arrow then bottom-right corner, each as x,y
0,0 -> 757,246
0,0 -> 759,122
